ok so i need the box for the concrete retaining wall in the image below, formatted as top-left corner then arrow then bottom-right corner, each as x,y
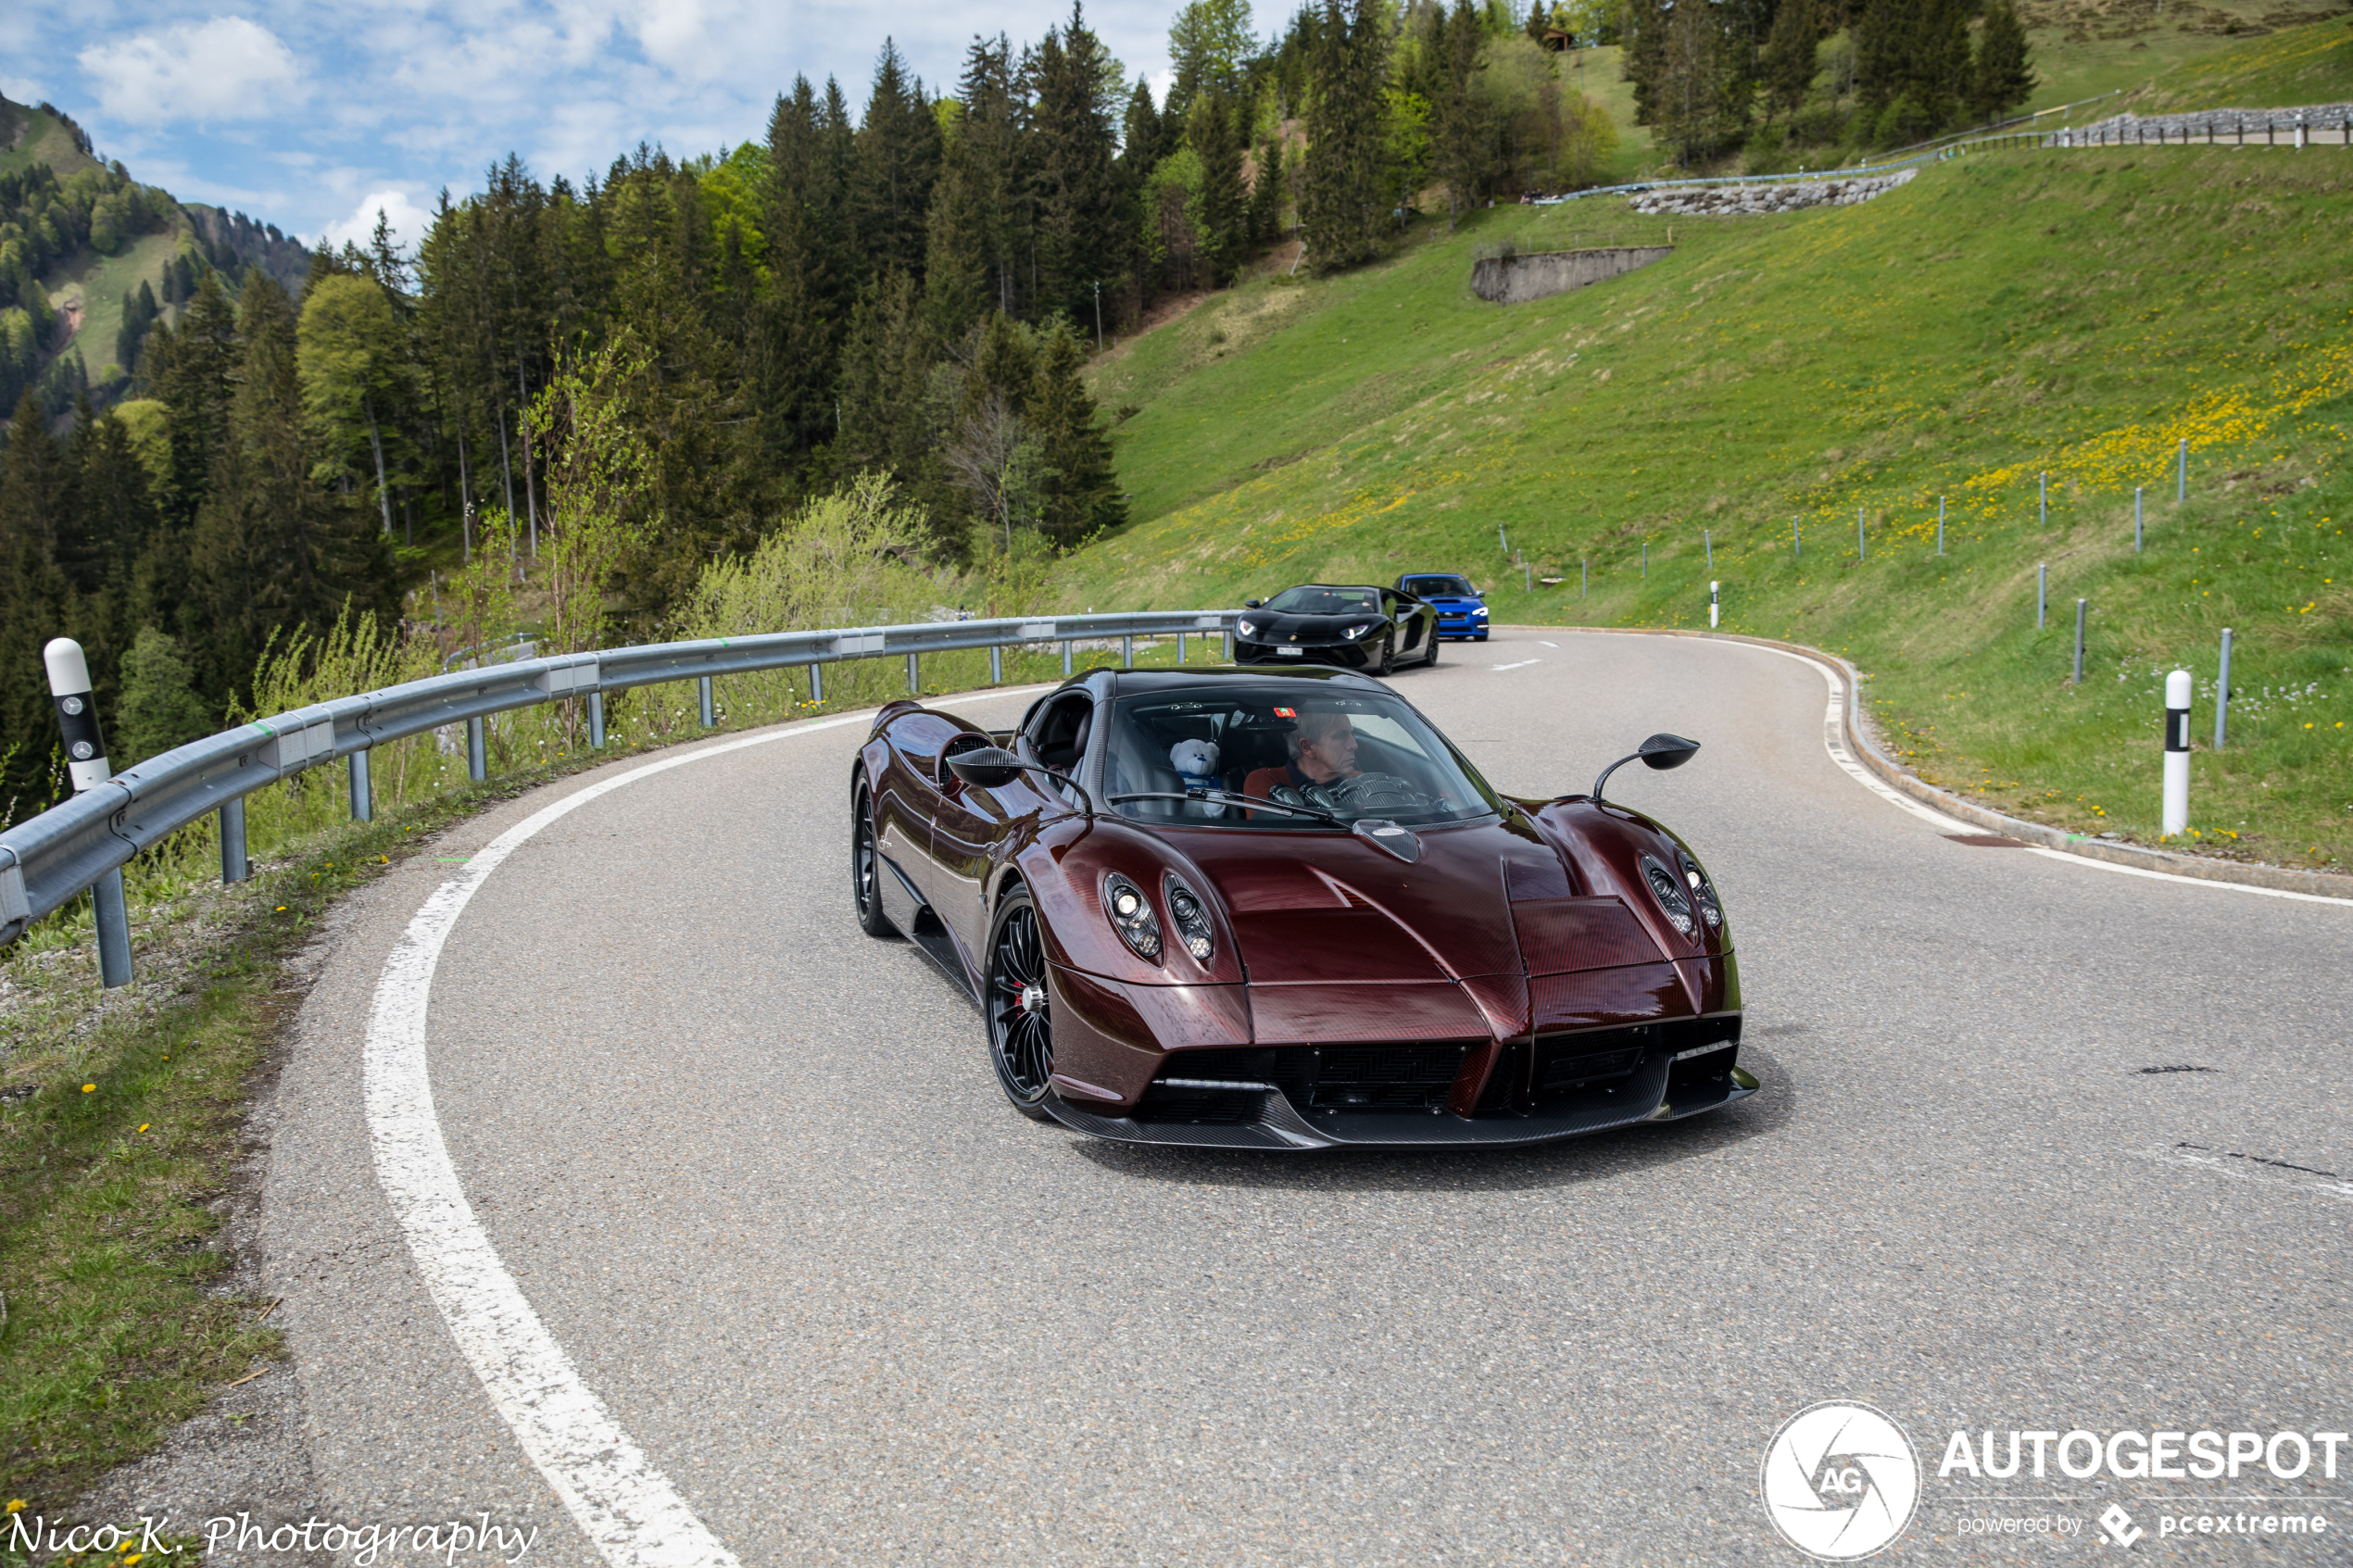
1470,245 -> 1673,306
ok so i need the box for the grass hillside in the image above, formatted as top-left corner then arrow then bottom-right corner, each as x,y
0,98 -> 100,182
1073,28 -> 2353,872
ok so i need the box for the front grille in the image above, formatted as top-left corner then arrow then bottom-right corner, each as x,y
1308,1044 -> 1467,1110
1527,1016 -> 1740,1107
1140,1042 -> 1477,1121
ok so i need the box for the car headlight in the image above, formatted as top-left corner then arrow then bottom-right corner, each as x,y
1640,855 -> 1695,938
1343,623 -> 1371,639
1676,849 -> 1723,931
1474,607 -> 1490,619
1103,872 -> 1162,960
1164,877 -> 1214,963
1236,619 -> 1258,638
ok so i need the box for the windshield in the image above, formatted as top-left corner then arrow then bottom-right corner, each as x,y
1265,585 -> 1380,616
1103,685 -> 1496,829
1403,575 -> 1477,598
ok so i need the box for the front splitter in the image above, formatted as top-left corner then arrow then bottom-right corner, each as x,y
1041,1056 -> 1760,1151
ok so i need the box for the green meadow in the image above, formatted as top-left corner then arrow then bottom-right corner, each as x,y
1074,25 -> 2353,870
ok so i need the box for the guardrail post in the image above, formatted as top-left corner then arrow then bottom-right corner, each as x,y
905,653 -> 920,694
1122,634 -> 1134,668
810,663 -> 824,704
698,674 -> 715,727
1176,633 -> 1187,665
467,716 -> 487,782
1062,640 -> 1073,676
1223,631 -> 1234,661
220,797 -> 249,884
44,637 -> 130,987
349,749 -> 372,822
588,691 -> 606,747
990,644 -> 1003,684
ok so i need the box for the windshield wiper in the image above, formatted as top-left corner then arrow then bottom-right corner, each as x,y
1105,788 -> 1348,825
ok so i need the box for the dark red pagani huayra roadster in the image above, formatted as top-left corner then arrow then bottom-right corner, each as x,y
849,666 -> 1756,1149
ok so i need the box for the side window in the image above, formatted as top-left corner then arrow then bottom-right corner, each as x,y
1024,696 -> 1093,773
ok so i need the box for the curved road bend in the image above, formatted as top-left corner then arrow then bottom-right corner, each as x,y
264,631 -> 2350,1566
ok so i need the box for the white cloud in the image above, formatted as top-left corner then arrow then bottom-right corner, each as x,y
320,187 -> 434,252
79,16 -> 305,125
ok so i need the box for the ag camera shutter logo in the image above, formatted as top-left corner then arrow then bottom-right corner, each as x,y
1760,1400 -> 1921,1561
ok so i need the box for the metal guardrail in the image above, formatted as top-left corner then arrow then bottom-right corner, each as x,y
0,608 -> 1238,958
1528,90 -> 2145,207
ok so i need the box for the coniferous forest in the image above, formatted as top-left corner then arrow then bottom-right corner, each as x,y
0,0 -> 2034,828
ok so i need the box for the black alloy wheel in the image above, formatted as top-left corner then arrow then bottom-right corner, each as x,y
851,776 -> 894,937
1375,633 -> 1395,676
1423,626 -> 1441,667
985,886 -> 1056,1120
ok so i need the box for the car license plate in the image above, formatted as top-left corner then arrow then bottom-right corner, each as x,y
1277,646 -> 1303,657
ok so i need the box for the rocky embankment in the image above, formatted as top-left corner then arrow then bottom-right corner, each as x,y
1629,168 -> 1916,216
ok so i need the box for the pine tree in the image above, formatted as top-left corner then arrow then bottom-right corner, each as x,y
855,41 -> 943,282
0,392 -> 76,822
1759,0 -> 1822,121
1301,0 -> 1389,270
1191,94 -> 1249,284
1969,0 -> 2035,125
1626,0 -> 1671,128
925,136 -> 996,340
1031,5 -> 1126,322
1025,321 -> 1124,547
114,626 -> 213,765
116,280 -> 160,375
832,271 -> 939,510
149,269 -> 238,533
186,276 -> 392,705
1431,0 -> 1490,226
1247,130 -> 1286,243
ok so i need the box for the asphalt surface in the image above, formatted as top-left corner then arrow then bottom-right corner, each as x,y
254,629 -> 2352,1566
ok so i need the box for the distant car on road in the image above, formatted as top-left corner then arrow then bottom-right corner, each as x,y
849,665 -> 1752,1148
1395,572 -> 1490,641
1233,583 -> 1440,674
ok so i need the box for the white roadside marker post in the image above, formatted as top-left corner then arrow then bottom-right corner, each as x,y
2073,598 -> 2086,683
2037,562 -> 2047,628
1937,495 -> 1945,555
2163,668 -> 2192,836
1857,506 -> 1867,559
1710,580 -> 1720,628
44,637 -> 132,987
2135,486 -> 2144,552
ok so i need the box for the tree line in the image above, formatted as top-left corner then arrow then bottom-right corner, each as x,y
1,0 -> 1637,830
1619,0 -> 2036,164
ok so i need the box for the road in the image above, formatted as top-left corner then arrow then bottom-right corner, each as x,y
258,628 -> 2352,1566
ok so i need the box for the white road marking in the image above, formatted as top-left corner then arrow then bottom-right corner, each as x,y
1491,659 -> 1541,671
2142,1147 -> 2353,1206
1721,638 -> 2353,909
1539,640 -> 1558,647
364,691 -> 1052,1568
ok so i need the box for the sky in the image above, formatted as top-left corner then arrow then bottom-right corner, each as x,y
2,0 -> 1185,253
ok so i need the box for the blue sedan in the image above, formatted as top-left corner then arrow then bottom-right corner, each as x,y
1395,574 -> 1491,642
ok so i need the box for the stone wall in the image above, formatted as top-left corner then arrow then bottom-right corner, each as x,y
1628,168 -> 1916,218
1469,245 -> 1674,305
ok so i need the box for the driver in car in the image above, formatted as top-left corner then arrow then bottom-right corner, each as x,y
1243,710 -> 1360,800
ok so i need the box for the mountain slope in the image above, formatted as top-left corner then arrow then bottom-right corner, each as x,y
1071,25 -> 2353,870
1,94 -> 311,415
